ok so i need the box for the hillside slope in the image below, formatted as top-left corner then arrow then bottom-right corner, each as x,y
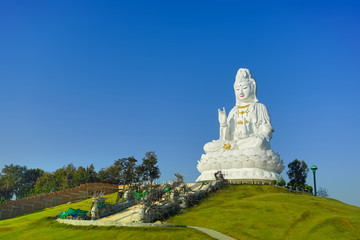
168,185 -> 360,240
0,192 -> 210,240
1,185 -> 359,240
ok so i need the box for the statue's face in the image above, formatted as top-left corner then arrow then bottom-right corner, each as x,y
234,81 -> 252,103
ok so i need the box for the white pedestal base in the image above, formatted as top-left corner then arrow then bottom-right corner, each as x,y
196,168 -> 282,183
196,149 -> 285,183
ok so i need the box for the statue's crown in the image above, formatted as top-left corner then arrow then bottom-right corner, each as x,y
235,68 -> 253,83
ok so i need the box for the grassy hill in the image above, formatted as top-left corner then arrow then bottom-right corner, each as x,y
168,185 -> 360,240
0,185 -> 359,240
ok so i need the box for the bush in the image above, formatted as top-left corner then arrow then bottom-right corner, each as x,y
305,185 -> 313,193
279,179 -> 286,186
287,181 -> 292,187
300,184 -> 305,190
0,197 -> 7,204
293,183 -> 298,189
271,180 -> 277,185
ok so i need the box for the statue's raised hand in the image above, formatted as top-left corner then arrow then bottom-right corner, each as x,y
218,107 -> 227,126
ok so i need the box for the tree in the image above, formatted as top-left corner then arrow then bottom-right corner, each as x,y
113,157 -> 138,203
73,166 -> 90,186
286,159 -> 309,186
97,165 -> 122,184
18,168 -> 44,198
140,151 -> 160,188
134,164 -> 144,184
52,164 -> 76,190
0,164 -> 27,200
115,157 -> 137,187
317,187 -> 329,197
86,164 -> 97,182
33,164 -> 96,195
33,172 -> 56,194
0,175 -> 14,201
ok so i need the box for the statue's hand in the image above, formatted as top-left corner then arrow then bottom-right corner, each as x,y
218,107 -> 227,126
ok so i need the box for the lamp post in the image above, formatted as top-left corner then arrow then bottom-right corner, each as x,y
311,165 -> 318,196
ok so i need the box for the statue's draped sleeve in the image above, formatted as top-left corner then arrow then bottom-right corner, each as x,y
219,122 -> 227,140
253,103 -> 273,140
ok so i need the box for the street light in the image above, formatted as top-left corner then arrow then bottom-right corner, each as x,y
311,165 -> 318,196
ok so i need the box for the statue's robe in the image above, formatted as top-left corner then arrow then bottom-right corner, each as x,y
226,103 -> 273,142
205,103 -> 273,153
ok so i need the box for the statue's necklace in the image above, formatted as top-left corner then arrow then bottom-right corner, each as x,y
236,104 -> 250,118
236,104 -> 250,125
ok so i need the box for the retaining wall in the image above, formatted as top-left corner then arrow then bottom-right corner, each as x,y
0,183 -> 118,220
56,218 -> 185,228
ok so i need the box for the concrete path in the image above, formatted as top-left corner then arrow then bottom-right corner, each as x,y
99,209 -> 236,239
188,226 -> 236,240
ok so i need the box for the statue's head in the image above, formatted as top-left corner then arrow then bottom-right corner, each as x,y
234,68 -> 258,105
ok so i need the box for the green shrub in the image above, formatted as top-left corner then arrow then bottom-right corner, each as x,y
287,181 -> 292,187
305,185 -> 313,193
279,179 -> 286,186
271,180 -> 277,185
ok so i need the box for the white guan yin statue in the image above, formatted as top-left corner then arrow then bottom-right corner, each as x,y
196,68 -> 284,183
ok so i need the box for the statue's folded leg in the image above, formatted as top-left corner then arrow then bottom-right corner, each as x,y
203,140 -> 226,153
235,137 -> 271,150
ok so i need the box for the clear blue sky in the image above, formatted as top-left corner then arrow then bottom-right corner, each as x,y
1,1 -> 360,206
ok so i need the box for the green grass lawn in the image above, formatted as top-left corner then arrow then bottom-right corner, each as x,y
0,192 -> 211,240
168,185 -> 360,240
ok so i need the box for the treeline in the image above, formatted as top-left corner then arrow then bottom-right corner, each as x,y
0,151 -> 160,203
